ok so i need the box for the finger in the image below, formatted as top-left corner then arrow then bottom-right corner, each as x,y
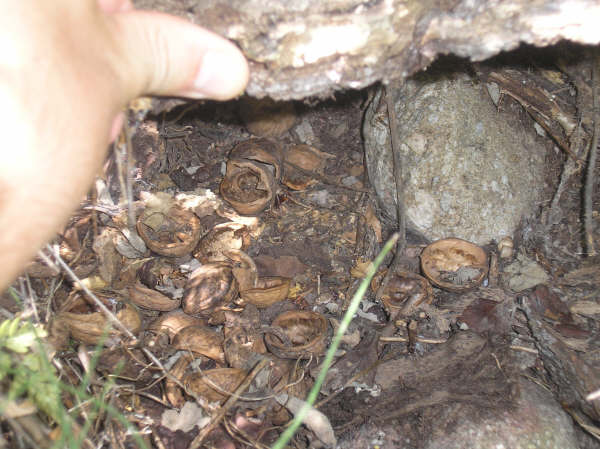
97,0 -> 133,13
109,10 -> 249,101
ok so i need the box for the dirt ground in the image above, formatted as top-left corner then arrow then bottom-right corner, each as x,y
2,47 -> 600,449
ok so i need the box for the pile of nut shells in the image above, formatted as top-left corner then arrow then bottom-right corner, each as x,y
44,136 -> 339,430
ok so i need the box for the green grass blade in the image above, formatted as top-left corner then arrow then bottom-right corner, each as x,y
271,233 -> 398,449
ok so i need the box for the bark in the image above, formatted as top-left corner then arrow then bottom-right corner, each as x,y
133,0 -> 600,100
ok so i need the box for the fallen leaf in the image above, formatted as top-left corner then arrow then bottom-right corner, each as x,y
364,203 -> 382,243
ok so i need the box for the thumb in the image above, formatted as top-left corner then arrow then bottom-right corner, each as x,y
111,10 -> 249,101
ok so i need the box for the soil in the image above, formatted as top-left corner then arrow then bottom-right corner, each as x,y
3,47 -> 600,449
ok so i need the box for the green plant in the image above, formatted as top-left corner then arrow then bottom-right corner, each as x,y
0,316 -> 148,449
271,233 -> 398,449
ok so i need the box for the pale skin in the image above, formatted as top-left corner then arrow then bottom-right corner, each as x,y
0,0 -> 249,289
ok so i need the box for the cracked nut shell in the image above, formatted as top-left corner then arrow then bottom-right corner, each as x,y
128,282 -> 181,311
172,325 -> 225,364
265,310 -> 328,359
219,159 -> 276,215
184,368 -> 247,403
421,238 -> 488,292
183,262 -> 238,316
240,276 -> 291,308
136,205 -> 202,257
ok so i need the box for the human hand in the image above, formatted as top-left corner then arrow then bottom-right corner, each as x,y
0,0 -> 248,288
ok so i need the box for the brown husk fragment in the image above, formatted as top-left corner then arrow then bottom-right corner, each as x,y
182,262 -> 238,316
421,238 -> 489,292
219,159 -> 276,215
171,325 -> 225,364
265,310 -> 328,359
128,282 -> 181,311
228,138 -> 284,181
136,205 -> 202,257
56,304 -> 141,346
225,249 -> 258,291
184,368 -> 247,403
377,271 -> 433,316
282,144 -> 332,190
165,354 -> 194,408
147,310 -> 207,341
238,97 -> 296,138
240,276 -> 291,308
194,222 -> 250,264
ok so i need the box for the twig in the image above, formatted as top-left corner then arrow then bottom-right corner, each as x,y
584,50 -> 600,256
189,358 -> 269,449
376,85 -> 407,302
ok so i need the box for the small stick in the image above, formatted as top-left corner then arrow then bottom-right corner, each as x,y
584,50 -> 600,256
375,85 -> 407,301
407,320 -> 418,353
189,358 -> 269,449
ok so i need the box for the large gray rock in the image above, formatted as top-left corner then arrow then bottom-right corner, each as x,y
363,73 -> 547,245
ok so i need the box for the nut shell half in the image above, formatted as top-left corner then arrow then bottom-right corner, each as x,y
265,310 -> 328,359
379,271 -> 433,316
239,97 -> 296,138
171,325 -> 225,364
421,238 -> 488,292
220,159 -> 275,215
183,262 -> 238,316
184,368 -> 247,403
57,304 -> 141,346
229,138 -> 283,181
240,276 -> 290,308
128,283 -> 181,311
136,205 -> 201,257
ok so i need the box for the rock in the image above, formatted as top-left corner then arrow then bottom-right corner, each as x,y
363,72 -> 547,245
424,380 -> 578,449
503,253 -> 551,291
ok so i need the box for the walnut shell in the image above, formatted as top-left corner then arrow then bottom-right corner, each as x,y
57,304 -> 141,346
239,97 -> 296,138
194,222 -> 249,264
229,138 -> 283,181
219,159 -> 275,215
378,271 -> 433,316
282,144 -> 331,190
264,310 -> 328,359
184,368 -> 247,403
136,205 -> 202,257
172,325 -> 225,364
421,238 -> 488,292
147,310 -> 207,341
240,276 -> 291,308
165,353 -> 193,408
128,283 -> 181,311
224,249 -> 258,291
182,262 -> 238,316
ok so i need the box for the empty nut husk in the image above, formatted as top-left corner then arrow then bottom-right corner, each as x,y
224,249 -> 258,291
228,138 -> 283,181
136,205 -> 202,257
57,303 -> 141,346
184,368 -> 247,403
147,310 -> 207,341
239,97 -> 296,138
165,353 -> 193,408
282,144 -> 331,191
183,262 -> 238,316
421,238 -> 488,292
128,282 -> 181,311
264,310 -> 328,359
497,236 -> 514,259
378,271 -> 433,316
194,222 -> 250,264
220,159 -> 275,215
172,325 -> 225,364
240,276 -> 291,308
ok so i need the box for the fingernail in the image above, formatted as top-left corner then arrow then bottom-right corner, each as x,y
191,50 -> 247,99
